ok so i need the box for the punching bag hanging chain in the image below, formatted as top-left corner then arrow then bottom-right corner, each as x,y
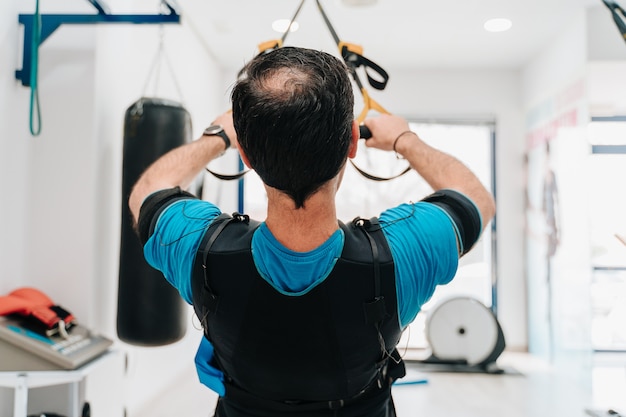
141,27 -> 163,98
153,26 -> 164,96
141,25 -> 185,104
162,37 -> 185,103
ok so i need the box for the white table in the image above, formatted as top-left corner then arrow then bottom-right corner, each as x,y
0,350 -> 119,417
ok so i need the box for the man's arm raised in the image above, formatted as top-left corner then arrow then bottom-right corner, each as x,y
128,111 -> 235,225
363,114 -> 496,231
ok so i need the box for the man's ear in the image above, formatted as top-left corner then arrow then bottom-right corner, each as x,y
235,140 -> 252,168
348,120 -> 359,159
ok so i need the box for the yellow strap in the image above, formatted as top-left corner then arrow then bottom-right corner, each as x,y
356,88 -> 390,123
258,39 -> 283,53
338,41 -> 363,56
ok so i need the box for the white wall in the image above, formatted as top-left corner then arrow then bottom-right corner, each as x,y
1,0 -> 224,415
0,0 -> 31,293
0,1 -> 25,410
522,10 -> 588,110
1,4 -> 99,308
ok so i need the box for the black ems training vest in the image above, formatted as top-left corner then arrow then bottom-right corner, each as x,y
192,214 -> 405,416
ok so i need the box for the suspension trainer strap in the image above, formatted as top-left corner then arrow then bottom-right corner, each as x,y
349,161 -> 411,182
340,43 -> 389,91
205,167 -> 249,181
226,0 -> 410,182
316,0 -> 389,93
315,0 -> 412,181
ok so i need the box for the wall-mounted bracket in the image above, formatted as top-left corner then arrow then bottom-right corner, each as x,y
15,0 -> 181,86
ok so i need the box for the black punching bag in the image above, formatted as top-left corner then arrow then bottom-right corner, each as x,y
117,97 -> 192,346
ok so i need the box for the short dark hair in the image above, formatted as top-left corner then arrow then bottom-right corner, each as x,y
231,47 -> 355,209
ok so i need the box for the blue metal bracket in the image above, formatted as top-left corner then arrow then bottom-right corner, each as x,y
15,0 -> 181,86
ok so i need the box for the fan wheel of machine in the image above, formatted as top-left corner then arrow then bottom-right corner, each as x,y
426,296 -> 505,368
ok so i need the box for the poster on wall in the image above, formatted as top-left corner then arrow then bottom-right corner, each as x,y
524,77 -> 592,380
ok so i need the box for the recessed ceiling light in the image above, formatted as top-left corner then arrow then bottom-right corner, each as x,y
484,18 -> 512,33
272,19 -> 300,33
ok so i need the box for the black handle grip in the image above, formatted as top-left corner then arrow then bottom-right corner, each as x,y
359,125 -> 372,139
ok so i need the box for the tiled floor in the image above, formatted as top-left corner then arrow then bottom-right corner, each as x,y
135,352 -> 626,417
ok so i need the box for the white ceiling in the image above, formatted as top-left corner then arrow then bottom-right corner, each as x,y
176,0 -> 605,72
